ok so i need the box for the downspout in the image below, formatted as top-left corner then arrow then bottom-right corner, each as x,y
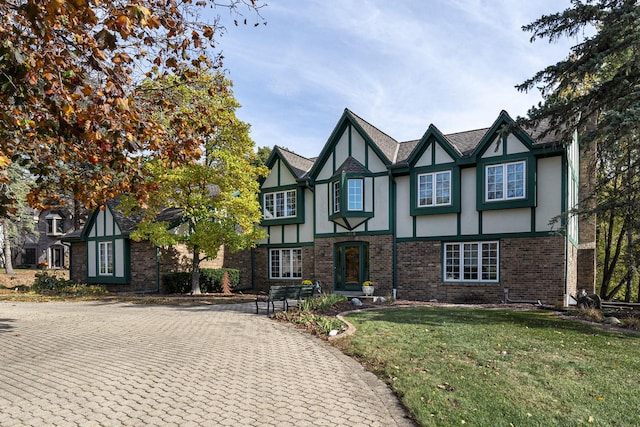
389,168 -> 397,299
155,245 -> 160,293
251,247 -> 255,290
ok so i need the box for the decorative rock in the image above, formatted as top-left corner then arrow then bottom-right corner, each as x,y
351,298 -> 362,307
374,296 -> 385,304
604,316 -> 622,325
429,299 -> 438,303
328,330 -> 339,337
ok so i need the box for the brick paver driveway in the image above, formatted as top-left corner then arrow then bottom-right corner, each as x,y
0,301 -> 414,426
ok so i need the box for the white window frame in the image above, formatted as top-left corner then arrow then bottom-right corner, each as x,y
417,170 -> 452,207
485,161 -> 526,202
347,178 -> 363,211
45,214 -> 64,236
98,241 -> 113,276
444,241 -> 499,282
269,248 -> 303,279
263,190 -> 297,219
333,181 -> 341,214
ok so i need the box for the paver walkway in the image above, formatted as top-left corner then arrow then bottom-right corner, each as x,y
0,301 -> 414,426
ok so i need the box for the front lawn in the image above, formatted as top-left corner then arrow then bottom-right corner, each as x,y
338,307 -> 640,427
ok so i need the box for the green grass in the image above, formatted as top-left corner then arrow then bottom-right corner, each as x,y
340,307 -> 640,427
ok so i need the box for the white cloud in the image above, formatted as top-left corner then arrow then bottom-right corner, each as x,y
219,0 -> 577,157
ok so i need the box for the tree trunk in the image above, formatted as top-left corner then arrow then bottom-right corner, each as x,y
625,223 -> 633,302
191,245 -> 202,295
1,220 -> 14,275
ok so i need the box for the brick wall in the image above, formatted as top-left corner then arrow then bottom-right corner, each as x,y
577,248 -> 596,293
69,242 -> 87,282
397,236 -> 567,305
224,248 -> 254,290
112,241 -> 157,293
578,137 -> 597,294
396,241 -> 441,301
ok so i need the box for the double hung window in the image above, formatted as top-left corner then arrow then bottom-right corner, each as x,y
98,241 -> 113,276
269,248 -> 302,279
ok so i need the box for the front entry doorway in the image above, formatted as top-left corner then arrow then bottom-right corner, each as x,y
334,242 -> 369,291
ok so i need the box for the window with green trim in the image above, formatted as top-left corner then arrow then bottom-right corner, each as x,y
444,241 -> 498,282
418,171 -> 451,207
263,190 -> 297,219
347,178 -> 363,211
269,248 -> 302,279
333,181 -> 341,213
486,161 -> 525,202
98,241 -> 113,276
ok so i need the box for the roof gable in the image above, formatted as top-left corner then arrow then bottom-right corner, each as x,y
471,110 -> 536,159
331,157 -> 369,179
308,109 -> 398,179
80,202 -> 126,239
407,124 -> 462,166
265,146 -> 314,181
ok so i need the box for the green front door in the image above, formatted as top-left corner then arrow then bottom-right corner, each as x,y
334,242 -> 369,291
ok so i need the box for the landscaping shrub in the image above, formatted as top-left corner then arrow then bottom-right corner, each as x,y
298,293 -> 348,312
32,271 -> 107,296
162,272 -> 192,294
199,268 -> 240,293
162,268 -> 240,294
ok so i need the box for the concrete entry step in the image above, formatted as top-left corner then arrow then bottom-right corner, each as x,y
334,291 -> 386,303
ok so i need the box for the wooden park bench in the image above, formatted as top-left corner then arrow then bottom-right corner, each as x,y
255,285 -> 315,316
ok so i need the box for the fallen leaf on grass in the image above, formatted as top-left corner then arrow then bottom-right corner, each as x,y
437,383 -> 455,392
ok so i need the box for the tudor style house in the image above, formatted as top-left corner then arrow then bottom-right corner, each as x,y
15,207 -> 76,269
64,200 -> 223,292
225,109 -> 596,306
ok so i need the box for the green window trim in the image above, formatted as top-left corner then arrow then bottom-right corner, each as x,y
476,154 -> 536,211
260,184 -> 305,225
85,237 -> 130,284
329,173 -> 374,227
410,165 -> 461,216
347,178 -> 364,211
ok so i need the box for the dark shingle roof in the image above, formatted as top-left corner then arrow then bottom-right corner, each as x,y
332,157 -> 369,178
107,199 -> 140,234
347,109 -> 399,163
522,118 -> 561,146
396,139 -> 420,163
106,199 -> 184,235
270,109 -> 562,178
444,128 -> 491,156
276,146 -> 315,179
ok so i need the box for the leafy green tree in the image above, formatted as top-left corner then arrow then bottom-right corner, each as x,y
0,0 -> 265,211
122,72 -> 266,294
519,0 -> 640,301
254,146 -> 273,168
1,163 -> 35,275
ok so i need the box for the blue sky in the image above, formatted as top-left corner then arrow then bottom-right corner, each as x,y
216,1 -> 576,159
